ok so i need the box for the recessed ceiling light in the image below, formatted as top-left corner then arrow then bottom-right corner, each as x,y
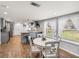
3,12 -> 8,15
4,5 -> 9,9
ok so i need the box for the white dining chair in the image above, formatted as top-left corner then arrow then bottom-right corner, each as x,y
42,41 -> 60,58
29,36 -> 42,58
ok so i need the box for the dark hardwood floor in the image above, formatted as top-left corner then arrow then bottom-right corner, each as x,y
0,36 -> 78,58
59,49 -> 78,58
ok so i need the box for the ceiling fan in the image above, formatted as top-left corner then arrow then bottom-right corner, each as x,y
30,2 -> 40,7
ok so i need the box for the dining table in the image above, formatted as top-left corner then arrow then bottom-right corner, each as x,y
33,37 -> 60,57
33,37 -> 59,47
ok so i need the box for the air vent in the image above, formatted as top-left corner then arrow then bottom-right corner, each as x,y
31,2 -> 40,7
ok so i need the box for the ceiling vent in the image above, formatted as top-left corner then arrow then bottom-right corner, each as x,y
31,2 -> 40,7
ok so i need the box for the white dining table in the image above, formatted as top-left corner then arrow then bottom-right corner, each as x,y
33,37 -> 59,46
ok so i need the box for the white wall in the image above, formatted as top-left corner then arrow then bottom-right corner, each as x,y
13,23 -> 23,35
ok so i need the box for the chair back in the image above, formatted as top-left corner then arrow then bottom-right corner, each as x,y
28,36 -> 33,57
44,41 -> 60,57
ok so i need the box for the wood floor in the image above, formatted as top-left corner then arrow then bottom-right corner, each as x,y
0,36 -> 78,58
59,49 -> 78,58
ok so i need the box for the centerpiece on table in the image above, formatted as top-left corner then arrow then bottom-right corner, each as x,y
42,36 -> 46,41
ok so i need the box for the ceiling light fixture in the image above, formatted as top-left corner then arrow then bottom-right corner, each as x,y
3,12 -> 8,15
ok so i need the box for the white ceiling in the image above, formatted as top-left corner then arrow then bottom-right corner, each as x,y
0,1 -> 79,23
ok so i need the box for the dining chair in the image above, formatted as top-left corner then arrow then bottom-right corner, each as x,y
42,41 -> 60,58
29,36 -> 42,58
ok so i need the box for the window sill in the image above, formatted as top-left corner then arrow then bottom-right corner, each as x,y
61,39 -> 79,46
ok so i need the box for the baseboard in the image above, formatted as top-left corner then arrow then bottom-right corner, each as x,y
60,48 -> 79,57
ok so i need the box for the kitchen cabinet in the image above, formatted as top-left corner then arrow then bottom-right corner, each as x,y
21,33 -> 29,44
1,32 -> 9,43
0,17 -> 10,44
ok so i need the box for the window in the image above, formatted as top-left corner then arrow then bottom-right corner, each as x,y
43,13 -> 79,43
60,15 -> 79,43
61,30 -> 79,42
46,22 -> 53,38
45,19 -> 56,38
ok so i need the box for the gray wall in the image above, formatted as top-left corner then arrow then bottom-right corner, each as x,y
60,40 -> 79,56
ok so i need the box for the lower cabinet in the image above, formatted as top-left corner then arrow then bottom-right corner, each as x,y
1,32 -> 10,44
